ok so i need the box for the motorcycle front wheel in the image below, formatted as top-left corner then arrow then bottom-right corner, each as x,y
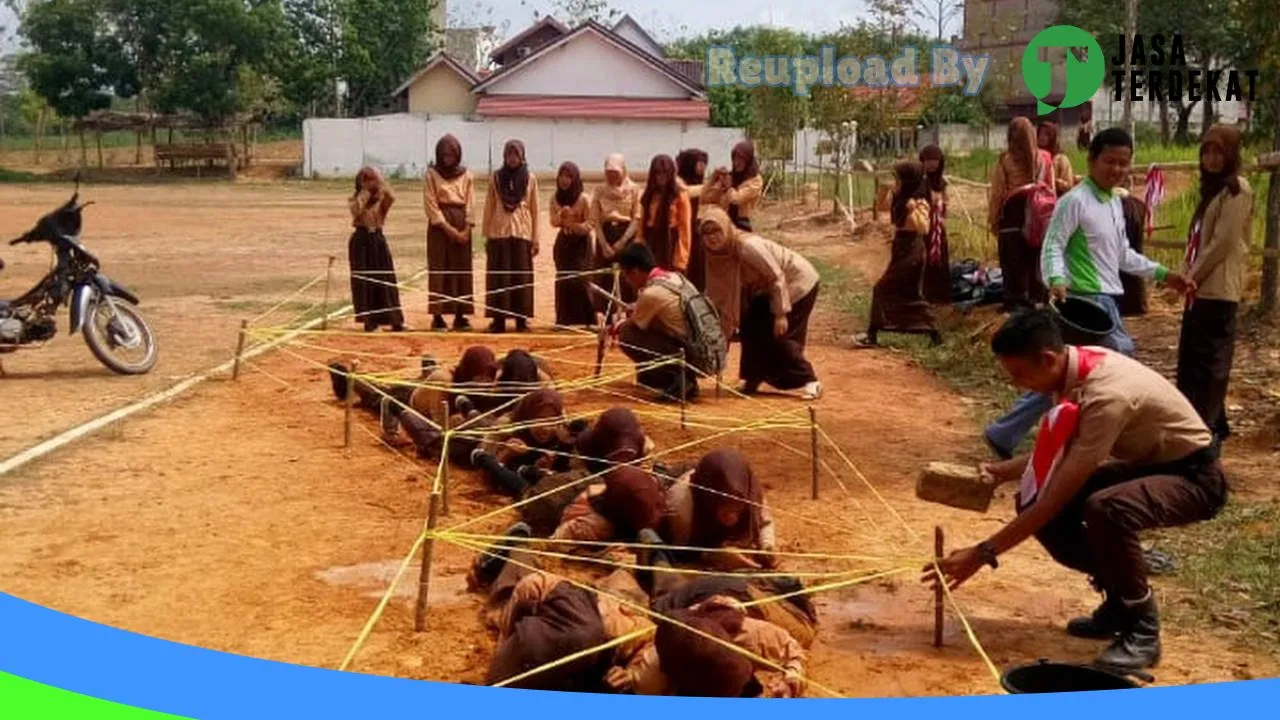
83,296 -> 158,375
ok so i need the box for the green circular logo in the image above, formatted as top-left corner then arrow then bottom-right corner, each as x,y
1022,25 -> 1106,115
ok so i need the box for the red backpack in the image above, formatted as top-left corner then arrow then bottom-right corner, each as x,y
1018,150 -> 1058,248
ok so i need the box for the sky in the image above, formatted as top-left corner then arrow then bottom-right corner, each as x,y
1,1 -> 964,54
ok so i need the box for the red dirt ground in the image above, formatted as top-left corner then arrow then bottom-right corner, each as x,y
0,153 -> 1275,697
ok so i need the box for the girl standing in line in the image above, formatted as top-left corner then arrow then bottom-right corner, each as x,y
483,140 -> 540,334
638,154 -> 693,274
348,166 -> 406,332
676,148 -> 710,290
550,161 -> 597,328
423,134 -> 475,331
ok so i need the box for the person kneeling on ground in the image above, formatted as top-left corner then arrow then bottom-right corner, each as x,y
468,524 -> 656,693
924,309 -> 1227,672
611,243 -> 700,403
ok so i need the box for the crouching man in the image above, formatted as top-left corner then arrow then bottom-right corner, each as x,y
926,309 -> 1227,672
612,243 -> 700,402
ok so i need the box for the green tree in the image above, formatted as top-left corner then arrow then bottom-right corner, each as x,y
17,0 -> 124,160
335,0 -> 437,116
536,0 -> 619,25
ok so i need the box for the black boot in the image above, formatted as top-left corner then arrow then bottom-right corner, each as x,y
489,318 -> 506,334
1095,594 -> 1162,672
1067,592 -> 1127,639
432,314 -> 448,331
634,528 -> 672,595
453,315 -> 471,331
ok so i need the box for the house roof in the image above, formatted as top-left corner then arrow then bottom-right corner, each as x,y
487,15 -> 570,62
391,53 -> 480,98
475,95 -> 710,121
471,21 -> 705,98
846,79 -> 930,117
611,14 -> 665,58
666,59 -> 704,88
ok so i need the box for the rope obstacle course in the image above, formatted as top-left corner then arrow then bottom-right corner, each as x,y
225,258 -> 1003,696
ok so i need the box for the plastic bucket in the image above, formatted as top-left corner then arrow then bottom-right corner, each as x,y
1001,660 -> 1140,694
1050,296 -> 1115,346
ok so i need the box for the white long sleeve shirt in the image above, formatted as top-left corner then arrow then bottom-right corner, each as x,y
1040,178 -> 1168,296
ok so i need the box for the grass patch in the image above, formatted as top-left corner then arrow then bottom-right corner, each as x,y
0,166 -> 40,183
1153,500 -> 1280,657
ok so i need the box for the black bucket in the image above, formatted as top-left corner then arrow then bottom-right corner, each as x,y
1001,660 -> 1140,694
1050,296 -> 1115,346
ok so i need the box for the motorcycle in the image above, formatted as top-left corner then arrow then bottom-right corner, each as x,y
0,175 -> 158,375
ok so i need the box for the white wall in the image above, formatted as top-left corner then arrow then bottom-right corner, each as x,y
480,30 -> 689,99
304,114 -> 747,178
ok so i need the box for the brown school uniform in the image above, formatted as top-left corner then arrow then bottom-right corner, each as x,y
482,174 -> 540,320
1177,176 -> 1253,439
487,569 -> 650,691
1032,347 -> 1227,600
922,187 -> 952,304
423,168 -> 476,317
641,186 -> 694,273
591,179 -> 642,308
869,197 -> 937,335
552,470 -> 777,572
620,270 -> 694,395
621,598 -> 806,697
989,151 -> 1055,308
704,175 -> 764,231
551,193 -> 597,327
348,186 -> 405,329
684,181 -> 708,291
1052,153 -> 1075,196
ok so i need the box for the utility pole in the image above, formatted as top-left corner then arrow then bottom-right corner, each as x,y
1123,0 -> 1137,137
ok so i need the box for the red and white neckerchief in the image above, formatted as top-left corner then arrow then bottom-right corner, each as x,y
928,195 -> 946,263
1017,347 -> 1107,511
1144,165 -> 1165,240
1183,219 -> 1202,309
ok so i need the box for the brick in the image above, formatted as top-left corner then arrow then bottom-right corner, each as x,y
916,462 -> 998,513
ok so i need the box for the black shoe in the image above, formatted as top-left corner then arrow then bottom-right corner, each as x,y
1067,594 -> 1127,640
469,522 -> 532,590
515,318 -> 529,333
432,315 -> 448,331
489,319 -> 506,334
420,356 -> 438,377
516,465 -> 546,486
455,395 -> 475,417
635,528 -> 670,593
453,315 -> 471,331
363,321 -> 378,333
1095,595 -> 1162,672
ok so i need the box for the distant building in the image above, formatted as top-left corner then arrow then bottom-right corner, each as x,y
0,54 -> 23,97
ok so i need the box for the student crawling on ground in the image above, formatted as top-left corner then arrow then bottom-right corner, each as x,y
552,448 -> 777,571
469,525 -> 807,696
468,389 -> 577,497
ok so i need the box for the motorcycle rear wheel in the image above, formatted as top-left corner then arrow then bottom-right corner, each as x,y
83,297 -> 158,375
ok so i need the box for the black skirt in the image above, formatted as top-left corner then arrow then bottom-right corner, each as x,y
553,230 -> 596,326
348,227 -> 405,328
1176,299 -> 1238,440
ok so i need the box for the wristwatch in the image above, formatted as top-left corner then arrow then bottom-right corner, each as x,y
977,541 -> 999,570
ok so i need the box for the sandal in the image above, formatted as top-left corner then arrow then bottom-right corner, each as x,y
802,381 -> 823,401
851,333 -> 878,349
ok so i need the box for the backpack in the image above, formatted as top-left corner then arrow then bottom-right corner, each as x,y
652,273 -> 728,376
1019,152 -> 1058,249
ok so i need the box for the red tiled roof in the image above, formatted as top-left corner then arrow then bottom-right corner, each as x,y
475,96 -> 710,120
847,80 -> 930,115
667,59 -> 704,88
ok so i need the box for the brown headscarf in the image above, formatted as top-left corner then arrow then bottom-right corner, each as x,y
676,148 -> 708,185
554,161 -> 584,208
595,465 -> 666,537
496,140 -> 530,213
891,160 -> 930,229
690,449 -> 764,550
730,141 -> 760,187
1004,117 -> 1040,181
354,166 -> 386,201
432,134 -> 465,181
918,144 -> 947,193
1036,121 -> 1062,156
641,154 -> 679,230
1194,124 -> 1244,227
453,346 -> 499,385
576,408 -> 647,473
510,389 -> 564,424
655,609 -> 759,697
699,206 -> 745,338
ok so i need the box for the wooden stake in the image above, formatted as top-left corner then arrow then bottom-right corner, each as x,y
594,320 -> 607,378
441,401 -> 451,517
321,255 -> 335,330
231,320 -> 248,380
413,491 -> 442,632
678,350 -> 687,430
344,360 -> 359,448
809,406 -> 819,500
715,371 -> 722,400
934,525 -> 945,648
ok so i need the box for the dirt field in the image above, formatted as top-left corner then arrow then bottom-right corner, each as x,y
0,150 -> 1276,697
